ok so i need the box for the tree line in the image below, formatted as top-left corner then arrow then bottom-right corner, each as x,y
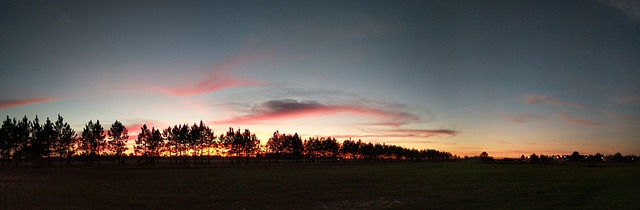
475,151 -> 639,164
0,115 -> 454,168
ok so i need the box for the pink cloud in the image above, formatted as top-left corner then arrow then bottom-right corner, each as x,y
506,114 -> 547,124
214,99 -> 420,126
524,94 -> 583,109
0,97 -> 59,110
561,113 -> 600,127
604,110 -> 637,122
330,128 -> 457,139
157,78 -> 264,96
156,53 -> 273,96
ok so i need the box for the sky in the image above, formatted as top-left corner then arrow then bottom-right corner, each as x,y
1,0 -> 639,157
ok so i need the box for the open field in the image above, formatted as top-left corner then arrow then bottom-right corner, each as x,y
1,162 -> 639,209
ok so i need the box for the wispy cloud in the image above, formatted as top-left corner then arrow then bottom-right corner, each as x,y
0,97 -> 59,110
157,78 -> 264,96
506,114 -> 547,124
330,128 -> 457,140
604,110 -> 638,122
156,53 -> 272,96
377,128 -> 457,137
215,99 -> 421,126
600,0 -> 640,21
561,113 -> 600,127
524,94 -> 584,109
610,95 -> 640,106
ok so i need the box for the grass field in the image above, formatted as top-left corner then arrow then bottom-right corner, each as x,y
1,162 -> 639,209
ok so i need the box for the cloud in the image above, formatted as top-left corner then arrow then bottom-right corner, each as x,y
377,128 -> 457,137
561,113 -> 600,127
0,97 -> 59,110
604,110 -> 638,122
157,78 -> 264,96
156,53 -> 272,96
506,114 -> 547,123
230,88 -> 435,121
524,94 -> 584,109
328,128 -> 457,142
610,95 -> 640,106
600,0 -> 640,21
215,99 -> 421,126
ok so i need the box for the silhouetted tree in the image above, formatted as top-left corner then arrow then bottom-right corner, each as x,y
569,151 -> 583,162
196,121 -> 215,164
222,128 -> 260,164
529,153 -> 539,162
341,139 -> 360,160
37,117 -> 56,166
361,142 -> 375,160
266,131 -> 285,162
53,115 -> 75,167
80,120 -> 105,166
162,126 -> 176,164
611,152 -> 625,163
178,124 -> 189,163
14,116 -> 30,167
321,137 -> 340,161
0,116 -> 16,167
479,151 -> 493,161
303,137 -> 321,161
134,124 -> 163,165
107,120 -> 128,165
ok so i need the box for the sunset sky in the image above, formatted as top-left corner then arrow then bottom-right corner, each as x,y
1,0 -> 639,157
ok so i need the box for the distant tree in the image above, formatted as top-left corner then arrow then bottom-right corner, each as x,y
529,153 -> 539,162
107,120 -> 129,165
479,151 -> 493,161
80,120 -> 106,166
288,133 -> 303,160
27,115 -> 43,162
196,121 -> 215,164
162,126 -> 175,164
36,117 -> 56,166
321,137 -> 340,160
587,153 -> 604,162
266,131 -> 285,162
0,116 -> 16,167
341,139 -> 360,160
267,131 -> 302,161
361,142 -> 375,160
14,116 -> 30,167
188,123 -> 201,163
53,115 -> 75,166
303,137 -> 321,161
178,124 -> 190,161
425,149 -> 452,161
612,152 -> 625,162
569,151 -> 583,162
222,128 -> 260,163
134,124 -> 163,165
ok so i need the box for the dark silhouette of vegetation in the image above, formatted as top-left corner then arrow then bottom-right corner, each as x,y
1,114 -> 639,168
107,120 -> 128,165
53,115 -> 76,166
80,120 -> 105,166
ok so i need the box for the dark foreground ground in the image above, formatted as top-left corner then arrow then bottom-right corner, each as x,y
1,162 -> 639,209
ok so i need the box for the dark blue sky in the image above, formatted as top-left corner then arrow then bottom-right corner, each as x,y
1,0 -> 639,156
